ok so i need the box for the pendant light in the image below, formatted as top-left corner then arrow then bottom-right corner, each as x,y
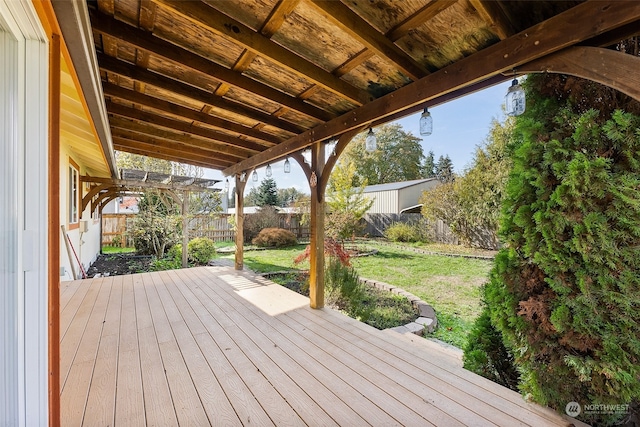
505,73 -> 526,116
365,128 -> 377,152
419,107 -> 433,136
252,170 -> 258,182
265,164 -> 272,178
283,157 -> 291,173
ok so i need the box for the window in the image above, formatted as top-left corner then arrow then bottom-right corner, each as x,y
69,164 -> 79,224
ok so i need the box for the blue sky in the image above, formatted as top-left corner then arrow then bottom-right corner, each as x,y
208,80 -> 511,195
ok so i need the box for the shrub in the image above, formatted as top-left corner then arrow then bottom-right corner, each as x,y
168,237 -> 216,266
384,222 -> 420,242
188,237 -> 216,265
252,228 -> 297,248
486,74 -> 640,424
463,306 -> 519,390
243,206 -> 279,242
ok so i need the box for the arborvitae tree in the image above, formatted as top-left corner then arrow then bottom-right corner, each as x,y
485,73 -> 640,425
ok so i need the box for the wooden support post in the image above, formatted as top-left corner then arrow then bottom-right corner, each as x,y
181,191 -> 189,268
48,33 -> 61,427
309,141 -> 325,309
234,174 -> 247,270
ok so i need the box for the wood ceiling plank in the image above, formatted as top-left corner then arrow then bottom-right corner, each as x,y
109,117 -> 247,163
223,0 -> 640,176
106,101 -> 256,157
152,0 -> 371,106
102,81 -> 280,147
98,53 -> 304,135
308,0 -> 430,81
468,0 -> 516,40
386,0 -> 458,41
90,10 -> 333,121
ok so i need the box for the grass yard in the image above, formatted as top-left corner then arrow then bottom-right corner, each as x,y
221,241 -> 493,349
101,246 -> 136,254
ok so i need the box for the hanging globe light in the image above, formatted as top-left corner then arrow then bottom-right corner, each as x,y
252,170 -> 258,182
283,157 -> 291,173
505,77 -> 526,116
419,107 -> 433,136
365,128 -> 377,152
265,164 -> 272,178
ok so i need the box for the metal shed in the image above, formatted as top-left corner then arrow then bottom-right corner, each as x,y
363,178 -> 439,214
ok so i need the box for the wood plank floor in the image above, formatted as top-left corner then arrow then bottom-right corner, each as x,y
60,267 -> 585,426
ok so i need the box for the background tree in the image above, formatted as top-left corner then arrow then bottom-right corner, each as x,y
253,178 -> 279,207
342,123 -> 426,185
422,150 -> 436,178
484,73 -> 640,424
277,187 -> 307,207
326,161 -> 373,241
434,155 -> 454,182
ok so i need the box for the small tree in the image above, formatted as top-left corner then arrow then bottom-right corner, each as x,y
326,161 -> 373,241
131,190 -> 181,257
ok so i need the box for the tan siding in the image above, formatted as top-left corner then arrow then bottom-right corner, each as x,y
364,191 -> 398,214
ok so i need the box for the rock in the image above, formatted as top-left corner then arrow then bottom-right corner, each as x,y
404,322 -> 425,336
415,316 -> 436,333
417,302 -> 436,319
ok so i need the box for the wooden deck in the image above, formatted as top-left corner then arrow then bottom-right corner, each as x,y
60,266 -> 581,426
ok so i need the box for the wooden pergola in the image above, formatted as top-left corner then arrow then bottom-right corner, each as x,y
56,0 -> 640,309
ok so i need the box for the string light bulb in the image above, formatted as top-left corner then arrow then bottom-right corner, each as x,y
365,128 -> 377,152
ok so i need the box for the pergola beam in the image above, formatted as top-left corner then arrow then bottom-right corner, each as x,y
223,0 -> 640,177
519,46 -> 640,102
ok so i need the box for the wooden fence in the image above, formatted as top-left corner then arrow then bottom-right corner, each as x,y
362,213 -> 460,245
101,213 -> 309,247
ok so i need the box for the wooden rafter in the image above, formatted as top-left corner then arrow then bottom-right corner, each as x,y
106,102 -> 255,158
90,10 -> 333,122
97,53 -> 304,135
223,0 -> 640,176
108,117 -> 245,163
469,0 -> 516,40
151,0 -> 370,106
112,134 -> 232,169
102,82 -> 279,147
308,0 -> 429,80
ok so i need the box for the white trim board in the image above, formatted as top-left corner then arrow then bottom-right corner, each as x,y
0,1 -> 49,425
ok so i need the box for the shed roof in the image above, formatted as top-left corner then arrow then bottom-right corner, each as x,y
54,1 -> 640,178
363,178 -> 438,193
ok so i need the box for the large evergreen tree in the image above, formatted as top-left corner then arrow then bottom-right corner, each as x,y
422,150 -> 436,178
434,155 -> 454,182
485,74 -> 640,424
253,178 -> 279,207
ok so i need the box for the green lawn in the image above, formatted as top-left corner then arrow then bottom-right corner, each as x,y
102,246 -> 136,254
221,241 -> 493,348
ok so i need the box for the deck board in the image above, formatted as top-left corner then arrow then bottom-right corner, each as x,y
60,266 -> 585,427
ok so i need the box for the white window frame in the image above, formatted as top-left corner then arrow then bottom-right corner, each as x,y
0,1 -> 49,425
69,163 -> 79,224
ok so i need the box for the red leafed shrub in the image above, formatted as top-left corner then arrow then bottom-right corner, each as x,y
251,228 -> 297,248
294,238 -> 351,266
